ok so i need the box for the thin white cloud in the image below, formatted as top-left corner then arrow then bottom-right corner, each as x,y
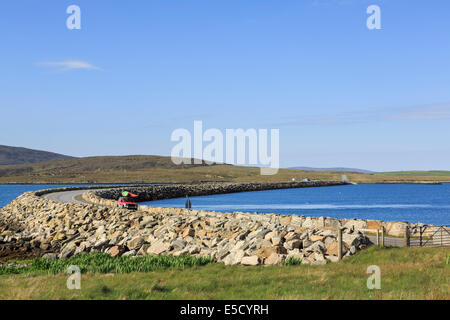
274,109 -> 381,126
37,60 -> 101,71
389,104 -> 450,121
274,103 -> 450,127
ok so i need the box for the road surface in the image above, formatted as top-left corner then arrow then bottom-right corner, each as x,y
44,189 -> 90,205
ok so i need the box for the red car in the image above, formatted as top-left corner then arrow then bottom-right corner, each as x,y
117,196 -> 138,210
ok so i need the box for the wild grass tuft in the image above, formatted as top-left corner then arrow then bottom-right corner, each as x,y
283,257 -> 302,265
0,253 -> 214,275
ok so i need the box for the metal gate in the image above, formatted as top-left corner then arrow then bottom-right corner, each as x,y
361,225 -> 450,248
410,225 -> 450,248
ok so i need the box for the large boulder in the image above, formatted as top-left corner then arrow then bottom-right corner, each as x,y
304,241 -> 325,253
223,250 -> 245,265
127,236 -> 144,250
342,234 -> 361,247
284,239 -> 302,250
271,236 -> 284,246
109,245 -> 127,257
147,240 -> 171,255
325,241 -> 347,256
256,245 -> 287,259
385,222 -> 407,237
343,220 -> 367,230
264,253 -> 285,265
241,255 -> 260,266
367,220 -> 382,230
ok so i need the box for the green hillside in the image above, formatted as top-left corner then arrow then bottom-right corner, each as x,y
377,171 -> 450,177
0,154 -> 450,184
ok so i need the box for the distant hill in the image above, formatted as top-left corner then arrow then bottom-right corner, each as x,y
288,166 -> 375,174
0,145 -> 73,165
0,154 -> 449,184
0,154 -> 226,183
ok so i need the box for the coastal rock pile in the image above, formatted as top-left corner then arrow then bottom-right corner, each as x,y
84,185 -> 428,238
0,182 -> 373,265
0,191 -> 370,265
0,183 -> 427,264
81,182 -> 347,206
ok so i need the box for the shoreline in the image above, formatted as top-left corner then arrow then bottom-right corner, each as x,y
1,182 -> 448,222
1,182 -> 447,263
0,181 -> 446,185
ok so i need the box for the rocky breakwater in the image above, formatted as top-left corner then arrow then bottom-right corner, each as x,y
84,183 -> 428,238
82,181 -> 348,206
0,182 -> 373,264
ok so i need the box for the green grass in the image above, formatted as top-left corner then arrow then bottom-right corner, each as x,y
0,253 -> 214,275
376,170 -> 450,177
0,247 -> 448,299
283,257 -> 303,265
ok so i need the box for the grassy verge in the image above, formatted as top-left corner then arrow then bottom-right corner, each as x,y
0,253 -> 214,275
0,247 -> 448,299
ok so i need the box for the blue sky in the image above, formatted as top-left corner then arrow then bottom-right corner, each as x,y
1,0 -> 450,171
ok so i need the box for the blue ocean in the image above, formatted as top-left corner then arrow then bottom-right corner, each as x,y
143,184 -> 450,225
1,184 -> 449,225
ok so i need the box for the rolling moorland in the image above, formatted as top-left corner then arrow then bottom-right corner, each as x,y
0,155 -> 450,184
288,166 -> 375,174
0,145 -> 72,165
0,145 -> 448,184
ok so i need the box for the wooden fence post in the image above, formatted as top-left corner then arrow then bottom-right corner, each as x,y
419,226 -> 422,247
337,227 -> 343,261
376,229 -> 380,247
381,227 -> 385,248
404,225 -> 410,247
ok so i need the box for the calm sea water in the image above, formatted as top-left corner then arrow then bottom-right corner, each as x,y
0,184 -> 131,209
0,184 -> 139,208
0,184 -> 93,208
1,184 -> 449,225
143,184 -> 450,225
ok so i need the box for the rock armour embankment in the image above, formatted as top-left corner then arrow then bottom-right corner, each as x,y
82,181 -> 346,206
0,182 -> 424,264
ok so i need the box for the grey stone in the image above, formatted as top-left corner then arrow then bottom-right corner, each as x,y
127,236 -> 144,250
122,250 -> 137,257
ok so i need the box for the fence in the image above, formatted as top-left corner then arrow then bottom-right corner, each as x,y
360,225 -> 450,248
408,225 -> 450,248
360,228 -> 403,248
334,225 -> 449,262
